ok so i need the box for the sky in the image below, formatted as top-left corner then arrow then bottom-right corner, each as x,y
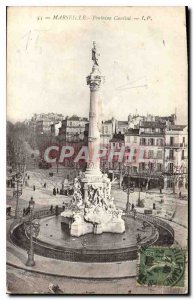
7,6 -> 187,124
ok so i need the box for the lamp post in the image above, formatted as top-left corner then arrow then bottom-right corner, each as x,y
14,176 -> 23,219
125,165 -> 131,213
138,171 -> 141,203
26,197 -> 35,267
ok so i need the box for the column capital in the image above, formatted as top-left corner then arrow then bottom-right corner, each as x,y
86,73 -> 105,91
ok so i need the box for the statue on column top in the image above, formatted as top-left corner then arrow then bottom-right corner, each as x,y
92,41 -> 100,66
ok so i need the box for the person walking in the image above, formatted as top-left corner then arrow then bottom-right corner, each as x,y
55,205 -> 59,216
53,187 -> 56,196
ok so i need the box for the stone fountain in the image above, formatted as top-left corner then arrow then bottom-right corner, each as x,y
61,42 -> 125,237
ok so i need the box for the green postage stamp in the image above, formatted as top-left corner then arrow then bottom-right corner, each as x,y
137,247 -> 186,287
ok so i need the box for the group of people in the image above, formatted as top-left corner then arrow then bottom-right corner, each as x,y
50,204 -> 66,216
23,206 -> 31,216
52,187 -> 59,196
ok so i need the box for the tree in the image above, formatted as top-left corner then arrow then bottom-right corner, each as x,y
165,163 -> 185,194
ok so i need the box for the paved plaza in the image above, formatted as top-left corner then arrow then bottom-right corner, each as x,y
6,168 -> 188,294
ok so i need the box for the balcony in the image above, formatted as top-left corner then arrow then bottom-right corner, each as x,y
166,156 -> 176,161
165,143 -> 187,148
128,170 -> 163,178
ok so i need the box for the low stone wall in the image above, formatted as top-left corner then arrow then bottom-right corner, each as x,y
127,211 -> 174,246
9,208 -> 174,263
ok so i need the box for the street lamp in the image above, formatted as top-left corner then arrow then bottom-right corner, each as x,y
138,171 -> 141,203
26,197 -> 35,267
125,165 -> 131,213
14,177 -> 23,219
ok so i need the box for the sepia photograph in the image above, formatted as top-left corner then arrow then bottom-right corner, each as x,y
6,6 -> 188,295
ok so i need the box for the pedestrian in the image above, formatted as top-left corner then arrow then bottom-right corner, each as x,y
133,209 -> 137,220
28,175 -> 30,180
44,182 -> 47,188
50,205 -> 53,213
23,208 -> 26,216
131,203 -> 135,211
62,205 -> 65,211
6,206 -> 11,216
55,205 -> 59,216
153,203 -> 156,210
179,191 -> 182,199
33,185 -> 36,191
57,188 -> 59,194
53,187 -> 56,196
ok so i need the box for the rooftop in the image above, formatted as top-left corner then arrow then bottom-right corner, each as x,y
168,125 -> 187,131
125,128 -> 139,136
110,133 -> 124,142
103,120 -> 113,124
67,115 -> 88,121
140,121 -> 166,129
118,121 -> 128,126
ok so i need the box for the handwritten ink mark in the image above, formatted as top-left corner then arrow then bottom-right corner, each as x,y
22,30 -> 32,51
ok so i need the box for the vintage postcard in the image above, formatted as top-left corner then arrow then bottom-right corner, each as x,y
6,6 -> 188,294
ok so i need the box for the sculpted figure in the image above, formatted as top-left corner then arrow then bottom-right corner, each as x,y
71,178 -> 83,208
92,41 -> 100,66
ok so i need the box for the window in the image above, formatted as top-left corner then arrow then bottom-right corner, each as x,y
141,138 -> 146,145
157,163 -> 162,171
148,150 -> 154,159
149,162 -> 155,171
182,150 -> 184,160
134,136 -> 137,143
157,151 -> 163,159
169,163 -> 174,173
150,138 -> 154,146
183,137 -> 185,144
170,137 -> 174,146
169,149 -> 174,159
139,162 -> 145,171
143,150 -> 147,159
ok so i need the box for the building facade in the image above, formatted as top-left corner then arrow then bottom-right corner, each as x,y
100,118 -> 116,146
58,115 -> 88,142
164,124 -> 188,190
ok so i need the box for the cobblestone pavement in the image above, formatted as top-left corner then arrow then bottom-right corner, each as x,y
7,265 -> 186,295
6,169 -> 188,294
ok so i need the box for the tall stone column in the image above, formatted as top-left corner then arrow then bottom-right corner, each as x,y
61,42 -> 125,237
85,42 -> 105,177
